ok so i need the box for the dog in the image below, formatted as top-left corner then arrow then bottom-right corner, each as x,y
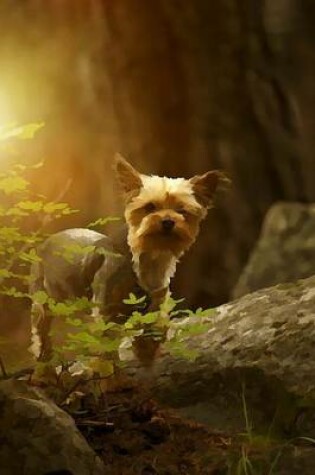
30,155 -> 226,363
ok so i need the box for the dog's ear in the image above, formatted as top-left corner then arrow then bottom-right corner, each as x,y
190,170 -> 229,208
114,154 -> 143,201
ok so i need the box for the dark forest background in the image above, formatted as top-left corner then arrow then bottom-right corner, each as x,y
1,0 -> 315,324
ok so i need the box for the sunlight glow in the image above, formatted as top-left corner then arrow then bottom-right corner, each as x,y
0,90 -> 16,127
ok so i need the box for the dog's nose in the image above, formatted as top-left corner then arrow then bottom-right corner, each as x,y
162,219 -> 175,232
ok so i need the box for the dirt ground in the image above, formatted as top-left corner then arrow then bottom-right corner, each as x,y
4,359 -> 315,474
66,382 -> 310,475
3,322 -> 315,475
73,385 -> 235,475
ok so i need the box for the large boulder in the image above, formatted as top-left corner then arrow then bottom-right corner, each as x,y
0,380 -> 105,475
130,274 -> 315,439
233,202 -> 315,298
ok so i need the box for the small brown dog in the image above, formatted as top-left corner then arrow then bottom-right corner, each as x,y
30,155 -> 226,363
115,155 -> 226,310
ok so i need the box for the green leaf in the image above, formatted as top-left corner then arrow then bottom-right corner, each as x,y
177,322 -> 211,338
0,269 -> 13,279
0,176 -> 28,194
88,321 -> 116,333
165,341 -> 199,361
1,287 -> 27,298
5,207 -> 29,217
194,307 -> 216,318
87,216 -> 120,228
0,122 -> 44,141
0,227 -> 20,242
89,358 -> 114,377
19,249 -> 41,263
58,207 -> 79,216
60,243 -> 96,255
49,302 -> 77,317
43,202 -> 71,213
160,296 -> 184,314
100,337 -> 121,352
63,296 -> 92,312
124,311 -> 143,329
65,317 -> 84,327
141,311 -> 159,325
123,293 -> 147,305
67,332 -> 99,344
31,290 -> 49,305
17,200 -> 43,212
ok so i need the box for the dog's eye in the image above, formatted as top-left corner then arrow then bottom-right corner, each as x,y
176,208 -> 188,216
144,202 -> 156,213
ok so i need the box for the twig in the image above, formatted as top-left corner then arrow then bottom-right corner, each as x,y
76,419 -> 114,429
59,377 -> 85,406
0,365 -> 34,381
59,373 -> 113,406
41,177 -> 73,227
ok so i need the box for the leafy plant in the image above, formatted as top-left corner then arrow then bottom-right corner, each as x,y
0,123 -> 80,377
0,124 -> 77,291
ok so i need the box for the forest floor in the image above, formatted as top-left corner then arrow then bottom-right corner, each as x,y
74,384 -> 235,474
69,383 -> 303,475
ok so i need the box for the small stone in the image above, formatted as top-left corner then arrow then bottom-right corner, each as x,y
143,416 -> 170,444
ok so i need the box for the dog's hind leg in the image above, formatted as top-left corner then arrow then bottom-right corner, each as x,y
29,261 -> 54,361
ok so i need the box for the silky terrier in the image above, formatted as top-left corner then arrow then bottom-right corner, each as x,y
115,155 -> 225,310
30,155 -> 226,363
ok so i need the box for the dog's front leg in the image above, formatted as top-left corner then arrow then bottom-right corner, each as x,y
30,302 -> 54,362
131,287 -> 170,366
148,286 -> 170,312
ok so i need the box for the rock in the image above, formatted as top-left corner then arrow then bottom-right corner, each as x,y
233,202 -> 315,298
0,380 -> 105,475
129,275 -> 315,439
127,275 -> 315,472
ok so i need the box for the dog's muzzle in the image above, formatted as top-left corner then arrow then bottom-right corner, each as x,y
161,218 -> 175,233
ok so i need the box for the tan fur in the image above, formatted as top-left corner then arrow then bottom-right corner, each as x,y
114,153 -> 143,202
114,155 -> 224,306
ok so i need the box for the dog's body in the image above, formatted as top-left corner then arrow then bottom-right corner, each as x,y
30,226 -> 148,360
30,156 -> 227,362
31,226 -> 142,310
31,228 -> 110,303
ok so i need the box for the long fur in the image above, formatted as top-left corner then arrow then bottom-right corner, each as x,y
115,155 -> 223,300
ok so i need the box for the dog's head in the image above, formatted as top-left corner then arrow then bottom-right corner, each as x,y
114,155 -> 227,258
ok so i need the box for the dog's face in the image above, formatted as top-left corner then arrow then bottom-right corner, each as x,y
114,155 -> 224,258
